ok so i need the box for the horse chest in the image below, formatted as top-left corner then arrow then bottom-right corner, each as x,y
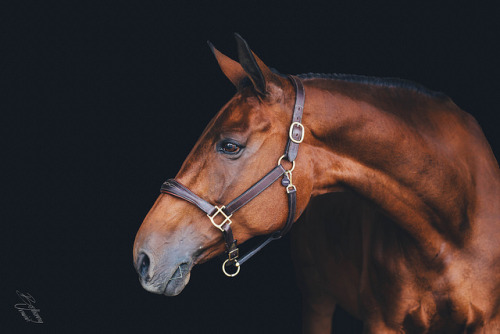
292,192 -> 487,332
360,237 -> 479,331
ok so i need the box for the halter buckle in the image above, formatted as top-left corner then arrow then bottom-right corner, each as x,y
228,247 -> 239,261
289,122 -> 305,144
207,206 -> 233,232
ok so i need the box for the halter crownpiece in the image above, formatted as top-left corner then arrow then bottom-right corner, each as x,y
160,75 -> 305,277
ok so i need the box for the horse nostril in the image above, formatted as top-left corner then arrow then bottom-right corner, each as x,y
136,252 -> 150,281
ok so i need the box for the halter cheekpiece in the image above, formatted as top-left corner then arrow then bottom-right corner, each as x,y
160,75 -> 305,277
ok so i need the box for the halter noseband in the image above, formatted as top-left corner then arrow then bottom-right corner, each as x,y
160,75 -> 305,277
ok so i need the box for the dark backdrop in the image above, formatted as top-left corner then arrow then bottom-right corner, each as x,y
3,1 -> 498,333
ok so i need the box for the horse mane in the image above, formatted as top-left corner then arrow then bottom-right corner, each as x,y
296,72 -> 449,99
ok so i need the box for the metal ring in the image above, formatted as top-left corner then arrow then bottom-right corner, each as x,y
222,259 -> 240,277
277,155 -> 295,172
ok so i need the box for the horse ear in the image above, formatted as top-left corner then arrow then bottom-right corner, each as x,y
234,33 -> 283,96
208,41 -> 247,89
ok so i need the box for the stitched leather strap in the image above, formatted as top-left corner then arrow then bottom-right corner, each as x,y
238,187 -> 296,265
284,75 -> 305,162
161,179 -> 217,215
280,187 -> 296,236
225,165 -> 286,215
161,165 -> 286,218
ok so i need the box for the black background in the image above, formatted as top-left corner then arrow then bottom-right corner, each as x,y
2,1 -> 498,333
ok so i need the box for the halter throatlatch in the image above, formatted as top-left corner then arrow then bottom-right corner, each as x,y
160,75 -> 305,277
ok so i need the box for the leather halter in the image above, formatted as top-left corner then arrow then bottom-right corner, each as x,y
160,75 -> 305,277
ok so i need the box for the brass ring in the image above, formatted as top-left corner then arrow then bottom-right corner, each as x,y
222,259 -> 240,277
277,155 -> 295,172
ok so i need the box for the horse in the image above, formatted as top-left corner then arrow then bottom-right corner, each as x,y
133,34 -> 500,333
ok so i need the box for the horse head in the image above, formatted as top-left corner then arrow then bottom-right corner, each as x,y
133,35 -> 312,296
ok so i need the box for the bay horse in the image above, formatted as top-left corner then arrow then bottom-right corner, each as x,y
133,34 -> 500,333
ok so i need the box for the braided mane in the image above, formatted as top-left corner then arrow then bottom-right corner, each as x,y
296,72 -> 448,99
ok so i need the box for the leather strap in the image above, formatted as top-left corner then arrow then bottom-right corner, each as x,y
161,179 -> 217,215
238,187 -> 296,265
222,223 -> 239,261
225,165 -> 286,215
238,234 -> 278,265
280,187 -> 296,236
161,165 -> 286,218
284,75 -> 305,162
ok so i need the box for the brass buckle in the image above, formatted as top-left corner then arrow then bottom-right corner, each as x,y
289,122 -> 305,144
278,158 -> 297,194
207,206 -> 232,232
222,259 -> 240,277
228,248 -> 239,261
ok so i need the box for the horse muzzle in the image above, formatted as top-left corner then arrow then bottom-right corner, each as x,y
135,249 -> 194,296
133,223 -> 199,296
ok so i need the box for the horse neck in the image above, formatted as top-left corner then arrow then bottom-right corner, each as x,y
300,78 -> 500,258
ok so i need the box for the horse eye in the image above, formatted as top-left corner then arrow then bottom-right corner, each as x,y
218,141 -> 242,155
